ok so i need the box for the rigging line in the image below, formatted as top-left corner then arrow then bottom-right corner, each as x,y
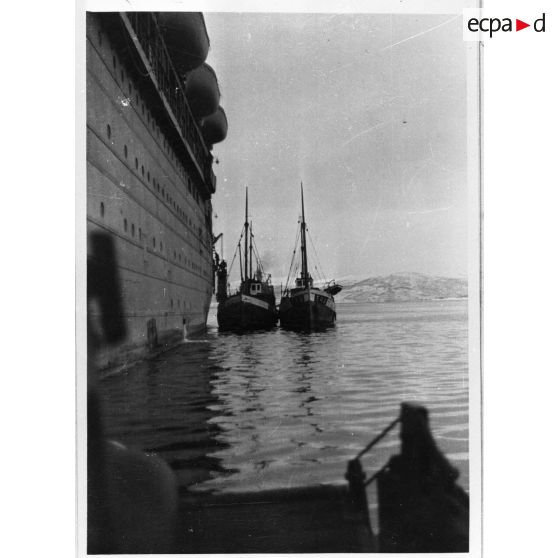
285,231 -> 298,288
253,241 -> 265,274
225,225 -> 246,282
252,238 -> 263,273
249,230 -> 261,264
285,226 -> 301,289
307,229 -> 327,284
233,223 -> 246,254
228,241 -> 240,273
288,262 -> 300,291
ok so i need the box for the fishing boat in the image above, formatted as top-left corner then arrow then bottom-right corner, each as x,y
279,183 -> 342,330
216,190 -> 278,330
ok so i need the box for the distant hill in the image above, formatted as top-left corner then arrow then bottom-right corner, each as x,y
335,272 -> 467,303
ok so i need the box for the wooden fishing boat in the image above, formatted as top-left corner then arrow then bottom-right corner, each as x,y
279,183 -> 342,330
216,189 -> 277,331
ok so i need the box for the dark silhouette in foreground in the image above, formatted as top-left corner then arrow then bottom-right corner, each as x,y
376,404 -> 469,552
88,233 -> 177,553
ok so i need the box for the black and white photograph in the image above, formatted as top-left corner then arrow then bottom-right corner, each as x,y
83,1 -> 481,554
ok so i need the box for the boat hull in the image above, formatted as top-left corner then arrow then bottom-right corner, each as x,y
86,13 -> 216,369
279,289 -> 336,330
217,293 -> 277,331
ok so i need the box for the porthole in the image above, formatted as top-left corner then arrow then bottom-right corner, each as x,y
174,250 -> 176,259
124,218 -> 128,232
152,237 -> 156,248
106,124 -> 111,139
128,83 -> 132,96
139,227 -> 142,240
112,55 -> 116,69
141,165 -> 144,177
124,145 -> 128,158
135,158 -> 138,170
142,103 -> 144,115
131,223 -> 135,237
120,69 -> 124,82
162,188 -> 165,197
171,299 -> 173,309
147,171 -> 150,182
160,241 -> 163,252
157,183 -> 160,193
100,202 -> 105,218
135,94 -> 138,105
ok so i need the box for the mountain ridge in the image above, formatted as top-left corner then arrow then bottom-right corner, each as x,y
334,272 -> 467,303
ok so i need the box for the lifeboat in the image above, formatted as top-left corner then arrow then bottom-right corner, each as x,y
201,107 -> 228,148
157,13 -> 209,75
184,63 -> 220,119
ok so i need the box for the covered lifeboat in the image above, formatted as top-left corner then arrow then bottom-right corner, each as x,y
157,12 -> 209,75
184,63 -> 220,120
201,106 -> 228,149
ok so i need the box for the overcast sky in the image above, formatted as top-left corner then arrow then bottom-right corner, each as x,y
205,12 -> 471,283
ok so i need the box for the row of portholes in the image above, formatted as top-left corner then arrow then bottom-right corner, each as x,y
106,122 -> 206,236
100,202 -> 207,273
97,207 -> 204,308
100,26 -> 206,207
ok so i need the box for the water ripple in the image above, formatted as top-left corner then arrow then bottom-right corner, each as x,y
96,300 -> 468,498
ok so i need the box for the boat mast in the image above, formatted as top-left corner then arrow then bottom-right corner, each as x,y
244,187 -> 249,283
300,182 -> 309,287
238,240 -> 244,282
249,222 -> 253,280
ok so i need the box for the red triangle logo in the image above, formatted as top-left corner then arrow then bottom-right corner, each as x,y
516,19 -> 530,31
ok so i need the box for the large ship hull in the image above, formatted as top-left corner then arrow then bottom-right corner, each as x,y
279,289 -> 336,330
86,13 -> 218,368
217,294 -> 278,331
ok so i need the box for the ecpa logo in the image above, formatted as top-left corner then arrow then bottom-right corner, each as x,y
463,10 -> 546,40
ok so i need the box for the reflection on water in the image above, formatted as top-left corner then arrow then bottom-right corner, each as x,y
97,300 -> 468,501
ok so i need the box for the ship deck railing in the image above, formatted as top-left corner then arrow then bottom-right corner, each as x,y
122,12 -> 215,193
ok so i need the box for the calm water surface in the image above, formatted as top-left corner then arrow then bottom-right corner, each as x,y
98,300 -> 468,515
